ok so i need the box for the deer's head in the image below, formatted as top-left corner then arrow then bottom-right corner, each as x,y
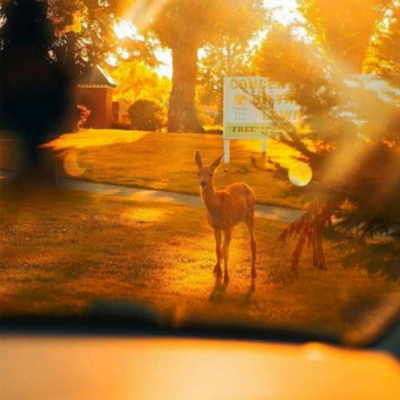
194,151 -> 223,188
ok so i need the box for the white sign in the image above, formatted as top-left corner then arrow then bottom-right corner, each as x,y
223,77 -> 301,139
223,76 -> 301,162
222,75 -> 390,163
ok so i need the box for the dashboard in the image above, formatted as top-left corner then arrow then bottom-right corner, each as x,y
1,334 -> 400,400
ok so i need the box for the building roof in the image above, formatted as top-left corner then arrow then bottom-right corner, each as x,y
78,65 -> 118,89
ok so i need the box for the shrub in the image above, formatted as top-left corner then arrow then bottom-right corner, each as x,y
76,104 -> 91,131
198,112 -> 215,128
128,99 -> 167,131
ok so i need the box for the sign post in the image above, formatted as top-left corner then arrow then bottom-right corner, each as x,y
223,77 -> 301,163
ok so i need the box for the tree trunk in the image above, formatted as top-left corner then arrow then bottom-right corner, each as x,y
312,229 -> 327,270
168,45 -> 204,133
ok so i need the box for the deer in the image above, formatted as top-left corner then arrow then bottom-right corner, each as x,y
194,150 -> 256,286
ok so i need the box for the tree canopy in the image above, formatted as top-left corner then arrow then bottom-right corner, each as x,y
297,0 -> 390,73
363,0 -> 400,86
252,1 -> 400,269
198,3 -> 267,120
147,0 -> 266,132
1,0 -> 154,77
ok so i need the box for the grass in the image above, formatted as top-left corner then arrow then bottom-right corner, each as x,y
1,184 -> 399,339
1,129 -> 308,209
1,129 -> 399,340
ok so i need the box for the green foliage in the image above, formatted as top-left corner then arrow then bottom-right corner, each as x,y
150,0 -> 224,48
106,59 -> 171,106
0,0 -> 155,78
197,1 -> 267,117
297,0 -> 387,73
148,0 -> 227,132
128,99 -> 167,131
76,104 -> 90,131
46,0 -> 120,74
141,0 -> 267,132
252,20 -> 400,240
149,0 -> 265,49
197,109 -> 217,128
364,1 -> 400,87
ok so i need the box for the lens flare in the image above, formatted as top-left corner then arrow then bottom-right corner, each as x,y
120,0 -> 170,33
63,151 -> 86,177
288,162 -> 312,186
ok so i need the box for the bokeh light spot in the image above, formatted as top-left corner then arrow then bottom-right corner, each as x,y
63,151 -> 86,177
288,162 -> 312,186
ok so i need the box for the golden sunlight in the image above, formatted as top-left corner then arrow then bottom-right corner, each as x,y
123,208 -> 167,223
114,19 -> 140,40
42,130 -> 149,152
240,139 -> 302,169
120,0 -> 170,33
288,161 -> 313,187
263,0 -> 310,42
264,0 -> 301,25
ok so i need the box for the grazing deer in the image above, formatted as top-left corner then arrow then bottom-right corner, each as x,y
195,151 -> 256,285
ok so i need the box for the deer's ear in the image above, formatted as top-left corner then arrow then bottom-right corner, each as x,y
194,150 -> 203,168
211,154 -> 224,170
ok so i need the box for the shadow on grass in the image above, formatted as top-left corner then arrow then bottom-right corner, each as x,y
243,282 -> 256,304
326,228 -> 400,281
209,276 -> 257,305
209,277 -> 227,303
343,241 -> 400,281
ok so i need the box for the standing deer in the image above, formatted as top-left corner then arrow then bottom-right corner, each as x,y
195,151 -> 256,286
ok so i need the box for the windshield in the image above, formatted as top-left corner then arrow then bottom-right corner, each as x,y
1,0 -> 399,345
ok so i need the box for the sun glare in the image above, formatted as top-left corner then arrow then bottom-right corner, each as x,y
264,0 -> 310,41
114,19 -> 141,40
114,0 -> 306,77
155,48 -> 173,78
264,0 -> 302,26
42,130 -> 149,152
121,0 -> 170,33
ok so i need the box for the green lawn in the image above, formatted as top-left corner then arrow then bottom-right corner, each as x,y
1,185 -> 399,340
1,129 -> 308,209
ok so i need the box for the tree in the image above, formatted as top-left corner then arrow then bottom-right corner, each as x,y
128,99 -> 167,131
1,0 -> 155,80
0,0 -> 156,132
147,0 -> 266,132
364,1 -> 400,87
37,0 -> 117,79
106,59 -> 171,106
48,0 -> 157,76
197,6 -> 267,122
297,0 -> 390,73
252,17 -> 400,272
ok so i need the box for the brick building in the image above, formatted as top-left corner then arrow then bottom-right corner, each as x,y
77,66 -> 118,129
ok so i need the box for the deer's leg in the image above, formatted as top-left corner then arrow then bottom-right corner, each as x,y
213,229 -> 222,278
222,228 -> 232,285
246,214 -> 257,280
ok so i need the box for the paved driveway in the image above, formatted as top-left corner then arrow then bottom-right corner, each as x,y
1,170 -> 303,223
